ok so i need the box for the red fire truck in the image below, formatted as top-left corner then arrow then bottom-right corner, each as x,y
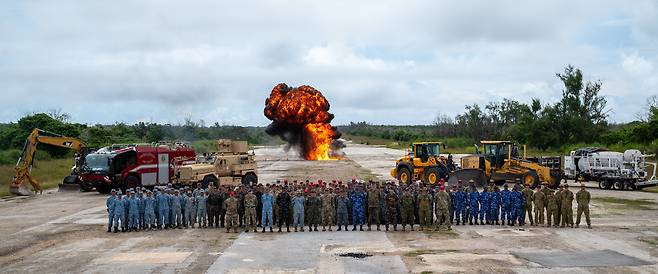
105,144 -> 196,190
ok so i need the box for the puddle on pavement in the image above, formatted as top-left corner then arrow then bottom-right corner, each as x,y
339,252 -> 373,259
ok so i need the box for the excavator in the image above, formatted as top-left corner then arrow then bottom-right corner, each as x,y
10,128 -> 88,196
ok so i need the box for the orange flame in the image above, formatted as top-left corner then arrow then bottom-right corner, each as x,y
264,83 -> 340,160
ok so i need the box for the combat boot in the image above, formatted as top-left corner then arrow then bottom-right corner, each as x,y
107,228 -> 111,233
278,227 -> 282,232
377,225 -> 381,231
385,225 -> 389,231
456,221 -> 460,225
300,227 -> 305,232
113,227 -> 118,233
270,227 -> 274,232
410,225 -> 415,231
576,224 -> 579,228
328,226 -> 332,231
368,225 -> 372,231
226,229 -> 230,233
393,225 -> 398,231
344,225 -> 349,231
359,225 -> 364,231
261,227 -> 265,233
474,220 -> 479,225
402,225 -> 406,231
587,224 -> 592,229
295,227 -> 298,232
495,221 -> 500,225
309,226 -> 313,232
352,225 -> 357,231
234,228 -> 238,233
337,226 -> 341,231
314,226 -> 319,231
287,226 -> 290,232
322,226 -> 326,232
469,221 -> 473,225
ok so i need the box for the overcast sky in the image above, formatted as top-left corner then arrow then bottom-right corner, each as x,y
2,0 -> 657,126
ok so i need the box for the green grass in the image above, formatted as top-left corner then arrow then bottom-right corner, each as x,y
639,237 -> 658,247
592,197 -> 657,210
642,186 -> 658,193
0,158 -> 73,197
404,249 -> 439,257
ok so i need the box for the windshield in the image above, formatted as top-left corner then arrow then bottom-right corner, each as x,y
85,154 -> 112,171
425,144 -> 440,156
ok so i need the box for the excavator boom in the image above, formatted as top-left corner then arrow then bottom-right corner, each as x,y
10,129 -> 86,196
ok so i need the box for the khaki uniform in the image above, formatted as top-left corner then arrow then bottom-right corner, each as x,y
533,190 -> 546,225
561,189 -> 574,227
555,190 -> 563,225
576,189 -> 591,227
244,193 -> 258,232
401,193 -> 415,230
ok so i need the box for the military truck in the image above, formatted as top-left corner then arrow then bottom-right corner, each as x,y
173,139 -> 258,187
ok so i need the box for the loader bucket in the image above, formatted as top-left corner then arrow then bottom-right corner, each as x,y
58,175 -> 81,192
9,184 -> 34,196
448,169 -> 487,187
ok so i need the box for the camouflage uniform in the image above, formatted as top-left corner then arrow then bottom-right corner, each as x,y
533,188 -> 546,225
561,187 -> 574,227
434,189 -> 451,230
385,190 -> 399,231
521,186 -> 534,225
306,195 -> 321,231
575,187 -> 591,228
321,191 -> 336,231
367,187 -> 381,230
546,190 -> 558,227
418,190 -> 433,229
244,192 -> 258,232
224,196 -> 239,233
401,192 -> 415,230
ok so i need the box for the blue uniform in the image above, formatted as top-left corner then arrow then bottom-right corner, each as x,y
512,190 -> 525,224
138,193 -> 145,228
171,194 -> 183,226
479,190 -> 489,223
196,194 -> 208,226
500,189 -> 512,223
144,196 -> 155,227
184,194 -> 195,227
106,195 -> 116,230
157,193 -> 170,227
128,196 -> 139,229
488,191 -> 500,222
350,191 -> 366,225
453,190 -> 467,223
261,193 -> 274,228
468,189 -> 479,223
113,197 -> 126,230
292,196 -> 305,228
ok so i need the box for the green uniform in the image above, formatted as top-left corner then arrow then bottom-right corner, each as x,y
555,190 -> 563,225
418,192 -> 432,229
367,188 -> 381,228
522,187 -> 534,225
401,193 -> 415,230
546,191 -> 558,227
533,190 -> 546,225
561,189 -> 574,227
224,196 -> 239,233
385,192 -> 398,229
244,193 -> 258,232
576,189 -> 591,227
434,191 -> 451,230
321,193 -> 335,228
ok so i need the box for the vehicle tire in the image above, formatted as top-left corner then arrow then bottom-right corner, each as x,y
522,170 -> 540,189
424,167 -> 441,185
125,175 -> 140,189
613,181 -> 623,190
604,180 -> 613,189
241,173 -> 258,186
397,167 -> 413,185
598,181 -> 604,189
203,175 -> 218,188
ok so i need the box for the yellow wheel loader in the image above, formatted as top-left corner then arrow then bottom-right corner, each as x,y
449,141 -> 562,189
390,142 -> 452,185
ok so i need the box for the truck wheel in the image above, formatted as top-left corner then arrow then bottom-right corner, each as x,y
424,167 -> 441,185
522,170 -> 540,189
598,181 -> 604,189
241,173 -> 258,186
397,167 -> 412,185
203,176 -> 218,188
125,175 -> 140,189
613,181 -> 623,190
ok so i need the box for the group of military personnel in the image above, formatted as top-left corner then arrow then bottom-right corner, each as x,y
105,178 -> 592,234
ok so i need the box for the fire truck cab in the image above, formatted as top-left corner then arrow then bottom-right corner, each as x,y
108,144 -> 195,189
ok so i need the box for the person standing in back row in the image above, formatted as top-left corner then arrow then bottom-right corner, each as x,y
561,184 -> 574,228
575,184 -> 591,229
521,184 -> 534,226
533,185 -> 546,226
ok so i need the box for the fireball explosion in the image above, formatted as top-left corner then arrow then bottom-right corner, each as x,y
264,83 -> 342,160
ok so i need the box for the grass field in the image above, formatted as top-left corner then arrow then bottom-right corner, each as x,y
0,158 -> 73,197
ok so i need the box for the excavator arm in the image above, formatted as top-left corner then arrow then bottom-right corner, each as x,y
10,129 -> 86,196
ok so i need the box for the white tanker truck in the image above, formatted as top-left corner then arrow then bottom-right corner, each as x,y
564,147 -> 657,190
